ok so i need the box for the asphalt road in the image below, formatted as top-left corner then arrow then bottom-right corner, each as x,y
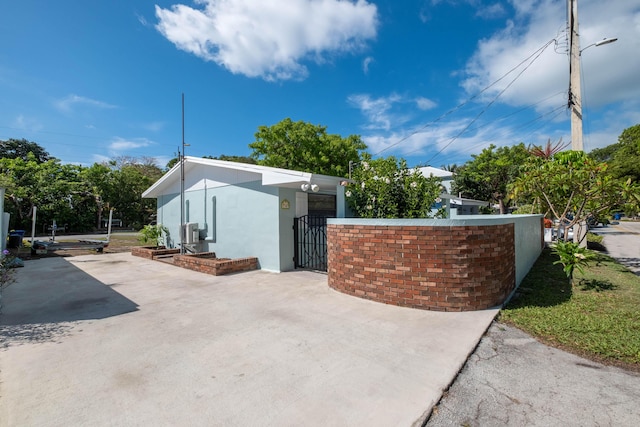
425,221 -> 640,427
595,220 -> 640,274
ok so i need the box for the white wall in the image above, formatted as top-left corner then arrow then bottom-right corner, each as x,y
453,214 -> 543,286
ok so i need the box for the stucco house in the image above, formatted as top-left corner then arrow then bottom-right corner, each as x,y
141,157 -> 348,272
417,166 -> 489,216
418,166 -> 454,193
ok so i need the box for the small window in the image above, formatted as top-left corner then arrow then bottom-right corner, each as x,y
308,194 -> 336,218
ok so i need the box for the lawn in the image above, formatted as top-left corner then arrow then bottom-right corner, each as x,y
500,247 -> 640,371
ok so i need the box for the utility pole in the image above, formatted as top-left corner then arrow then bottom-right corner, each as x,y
567,0 -> 617,152
568,0 -> 583,151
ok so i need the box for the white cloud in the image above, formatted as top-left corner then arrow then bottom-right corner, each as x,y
142,121 -> 165,132
348,93 -> 403,131
475,3 -> 506,19
92,154 -> 111,164
425,0 -> 506,20
461,0 -> 640,112
363,116 -> 549,165
13,114 -> 43,132
356,0 -> 639,164
136,12 -> 149,27
109,137 -> 154,152
155,0 -> 378,81
349,93 -> 438,132
363,56 -> 374,74
153,155 -> 173,169
55,94 -> 117,113
416,97 -> 437,110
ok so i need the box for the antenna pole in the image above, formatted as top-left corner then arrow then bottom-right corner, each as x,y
180,93 -> 185,254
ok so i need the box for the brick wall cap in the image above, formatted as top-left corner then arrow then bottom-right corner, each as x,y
328,215 -> 541,227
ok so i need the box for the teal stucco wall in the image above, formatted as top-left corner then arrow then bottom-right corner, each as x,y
157,180 -> 301,272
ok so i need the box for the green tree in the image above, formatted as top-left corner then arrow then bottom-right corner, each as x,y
104,157 -> 163,229
346,154 -> 445,219
79,162 -> 114,228
214,154 -> 256,164
528,138 -> 569,159
0,154 -> 96,232
165,154 -> 256,170
249,118 -> 366,177
0,138 -> 52,163
589,124 -> 640,184
452,143 -> 531,214
511,151 -> 640,242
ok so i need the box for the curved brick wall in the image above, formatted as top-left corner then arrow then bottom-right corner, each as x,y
327,222 -> 516,312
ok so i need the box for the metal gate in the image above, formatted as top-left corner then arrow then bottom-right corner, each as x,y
293,215 -> 328,271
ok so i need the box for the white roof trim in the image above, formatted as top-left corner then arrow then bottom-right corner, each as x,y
143,156 -> 346,198
440,193 -> 489,206
418,166 -> 454,179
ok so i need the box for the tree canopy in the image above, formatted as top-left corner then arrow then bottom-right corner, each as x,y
0,155 -> 96,232
452,143 -> 531,214
510,151 -> 640,238
249,118 -> 366,177
165,154 -> 256,170
589,123 -> 640,184
1,144 -> 163,232
0,138 -> 52,163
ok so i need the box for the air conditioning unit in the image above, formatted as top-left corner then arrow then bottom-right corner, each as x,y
183,222 -> 199,244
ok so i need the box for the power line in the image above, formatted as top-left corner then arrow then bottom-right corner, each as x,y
456,104 -> 567,157
0,125 -> 178,164
457,91 -> 565,135
422,39 -> 556,164
372,38 -> 557,158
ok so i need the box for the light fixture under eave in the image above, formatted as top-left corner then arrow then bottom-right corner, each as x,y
311,184 -> 320,192
301,183 -> 310,191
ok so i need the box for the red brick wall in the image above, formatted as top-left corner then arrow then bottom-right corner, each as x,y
131,247 -> 180,260
173,254 -> 259,276
327,223 -> 516,311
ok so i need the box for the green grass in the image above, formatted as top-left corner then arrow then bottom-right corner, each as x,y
586,231 -> 603,244
500,247 -> 640,370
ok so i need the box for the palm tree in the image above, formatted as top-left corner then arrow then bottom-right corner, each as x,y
528,138 -> 570,159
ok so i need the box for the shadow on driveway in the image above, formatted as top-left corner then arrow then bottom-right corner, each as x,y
1,257 -> 138,347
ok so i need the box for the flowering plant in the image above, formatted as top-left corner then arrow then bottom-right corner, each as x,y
551,240 -> 594,282
346,154 -> 445,219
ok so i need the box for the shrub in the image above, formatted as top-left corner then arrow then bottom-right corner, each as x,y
138,224 -> 169,247
551,240 -> 594,282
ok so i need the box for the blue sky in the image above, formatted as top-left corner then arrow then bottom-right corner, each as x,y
1,0 -> 639,170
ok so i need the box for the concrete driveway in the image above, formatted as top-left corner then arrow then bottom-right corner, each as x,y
1,253 -> 497,427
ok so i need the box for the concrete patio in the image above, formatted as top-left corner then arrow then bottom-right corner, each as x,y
1,252 -> 498,426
